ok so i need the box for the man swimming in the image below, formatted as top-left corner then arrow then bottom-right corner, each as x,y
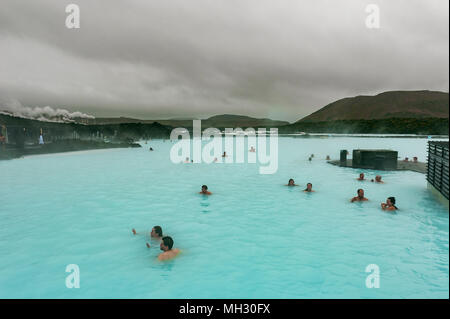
381,197 -> 398,211
303,183 -> 315,192
351,189 -> 368,202
249,146 -> 256,152
132,225 -> 163,238
357,173 -> 365,181
200,185 -> 212,195
222,151 -> 227,157
286,179 -> 298,186
158,236 -> 181,261
372,175 -> 384,183
132,225 -> 163,248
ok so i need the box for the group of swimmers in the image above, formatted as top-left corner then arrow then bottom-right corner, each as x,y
132,226 -> 181,261
352,173 -> 398,211
138,150 -> 399,261
286,172 -> 397,211
403,156 -> 419,163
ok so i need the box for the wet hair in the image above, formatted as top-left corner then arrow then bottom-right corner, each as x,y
202,185 -> 208,190
153,226 -> 163,237
304,183 -> 312,191
388,197 -> 397,209
162,236 -> 174,250
357,188 -> 364,195
288,179 -> 294,184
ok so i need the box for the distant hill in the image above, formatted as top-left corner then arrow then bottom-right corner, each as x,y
201,114 -> 288,128
86,114 -> 289,128
298,90 -> 449,122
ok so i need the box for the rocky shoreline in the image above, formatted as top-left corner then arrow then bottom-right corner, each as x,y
0,140 -> 141,160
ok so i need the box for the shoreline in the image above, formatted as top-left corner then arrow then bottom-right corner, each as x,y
0,140 -> 141,161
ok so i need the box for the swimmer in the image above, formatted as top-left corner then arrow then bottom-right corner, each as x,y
326,155 -> 331,160
213,157 -> 218,162
357,173 -> 365,181
308,157 -> 312,161
372,175 -> 384,183
249,146 -> 256,152
132,225 -> 163,238
381,197 -> 398,211
222,151 -> 227,158
158,236 -> 181,261
303,183 -> 315,192
403,157 -> 409,162
149,147 -> 154,151
184,157 -> 190,163
413,156 -> 418,163
286,179 -> 298,186
351,189 -> 368,202
199,185 -> 212,195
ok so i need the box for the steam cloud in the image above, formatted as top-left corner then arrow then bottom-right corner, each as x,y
0,99 -> 95,123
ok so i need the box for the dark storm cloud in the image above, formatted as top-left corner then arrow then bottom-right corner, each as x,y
0,0 -> 448,121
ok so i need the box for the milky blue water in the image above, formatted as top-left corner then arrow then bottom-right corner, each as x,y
0,137 -> 448,298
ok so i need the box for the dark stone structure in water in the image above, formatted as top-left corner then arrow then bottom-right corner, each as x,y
338,149 -> 398,170
352,149 -> 398,170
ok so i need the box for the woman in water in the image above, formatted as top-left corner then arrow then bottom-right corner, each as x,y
381,197 -> 398,211
303,183 -> 315,192
286,179 -> 298,186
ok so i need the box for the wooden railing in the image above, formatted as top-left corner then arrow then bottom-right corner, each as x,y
427,141 -> 449,200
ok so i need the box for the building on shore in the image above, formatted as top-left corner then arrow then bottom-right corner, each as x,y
427,141 -> 449,208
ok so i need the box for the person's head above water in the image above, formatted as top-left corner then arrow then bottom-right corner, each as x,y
375,175 -> 382,182
305,183 -> 313,191
200,185 -> 212,195
160,236 -> 174,251
357,188 -> 365,198
358,173 -> 365,180
151,226 -> 163,238
387,196 -> 396,206
288,179 -> 295,186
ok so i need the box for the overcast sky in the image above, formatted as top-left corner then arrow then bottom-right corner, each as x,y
0,0 -> 448,121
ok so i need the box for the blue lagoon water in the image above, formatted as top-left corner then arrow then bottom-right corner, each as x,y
0,137 -> 448,298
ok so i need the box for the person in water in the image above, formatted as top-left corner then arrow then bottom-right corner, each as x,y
149,147 -> 154,151
158,236 -> 181,261
326,155 -> 330,160
222,151 -> 227,157
286,179 -> 298,186
371,175 -> 384,183
303,183 -> 315,192
357,173 -> 365,181
249,146 -> 256,152
184,157 -> 190,163
200,185 -> 212,195
351,189 -> 368,202
132,225 -> 163,238
132,225 -> 163,248
381,197 -> 398,211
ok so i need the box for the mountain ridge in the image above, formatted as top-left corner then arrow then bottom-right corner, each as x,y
297,90 -> 448,122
